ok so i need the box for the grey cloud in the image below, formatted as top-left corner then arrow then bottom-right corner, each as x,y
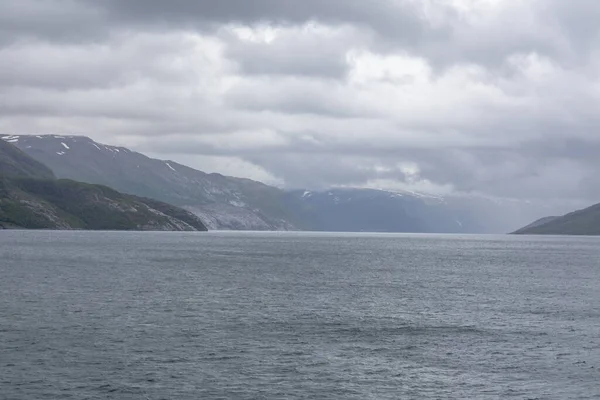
226,42 -> 348,79
225,78 -> 379,118
3,0 -> 599,70
247,153 -> 384,190
90,0 -> 427,38
0,1 -> 440,61
71,0 -> 600,69
2,0 -> 600,207
219,25 -> 369,79
0,0 -> 107,45
544,0 -> 600,54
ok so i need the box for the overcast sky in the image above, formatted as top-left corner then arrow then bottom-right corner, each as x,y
1,0 -> 600,203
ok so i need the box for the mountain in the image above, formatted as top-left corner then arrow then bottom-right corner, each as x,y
513,203 -> 600,235
285,188 -> 546,234
285,189 -> 468,233
4,134 -> 295,230
513,216 -> 559,233
0,139 -> 207,231
3,134 -> 551,233
0,135 -> 55,179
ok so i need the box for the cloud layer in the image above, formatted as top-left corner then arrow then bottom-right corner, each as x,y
1,0 -> 600,203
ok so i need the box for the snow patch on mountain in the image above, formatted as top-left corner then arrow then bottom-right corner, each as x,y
165,162 -> 176,172
2,135 -> 19,143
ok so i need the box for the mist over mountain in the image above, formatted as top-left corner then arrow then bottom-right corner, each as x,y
3,134 -> 559,233
286,189 -> 555,234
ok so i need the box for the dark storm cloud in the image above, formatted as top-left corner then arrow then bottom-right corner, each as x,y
0,0 -> 107,45
0,1 -> 439,61
3,0 -> 600,67
89,0 -> 428,37
27,0 -> 595,68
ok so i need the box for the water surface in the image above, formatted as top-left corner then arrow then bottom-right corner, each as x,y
1,231 -> 599,399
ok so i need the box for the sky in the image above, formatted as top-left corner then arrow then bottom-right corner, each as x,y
1,0 -> 600,204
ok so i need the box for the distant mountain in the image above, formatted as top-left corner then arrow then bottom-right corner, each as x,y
513,216 -> 559,233
285,188 -> 544,234
4,134 -> 295,230
514,204 -> 600,235
286,189 -> 467,233
0,139 -> 207,231
3,134 -> 550,233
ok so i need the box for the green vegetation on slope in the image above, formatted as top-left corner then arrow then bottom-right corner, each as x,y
0,177 -> 208,231
8,135 -> 300,230
0,140 -> 207,231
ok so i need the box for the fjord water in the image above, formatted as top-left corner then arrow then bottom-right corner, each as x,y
1,232 -> 599,399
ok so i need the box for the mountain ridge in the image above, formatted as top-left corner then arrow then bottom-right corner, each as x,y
0,139 -> 208,231
3,134 -> 296,230
514,204 -> 600,235
0,135 -> 55,179
4,134 -> 554,233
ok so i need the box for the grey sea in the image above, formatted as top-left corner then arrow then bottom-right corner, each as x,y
1,231 -> 599,399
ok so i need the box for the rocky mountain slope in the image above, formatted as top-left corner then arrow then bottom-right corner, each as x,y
4,135 -> 294,230
0,135 -> 55,179
4,134 -> 551,233
0,139 -> 207,231
514,204 -> 600,235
